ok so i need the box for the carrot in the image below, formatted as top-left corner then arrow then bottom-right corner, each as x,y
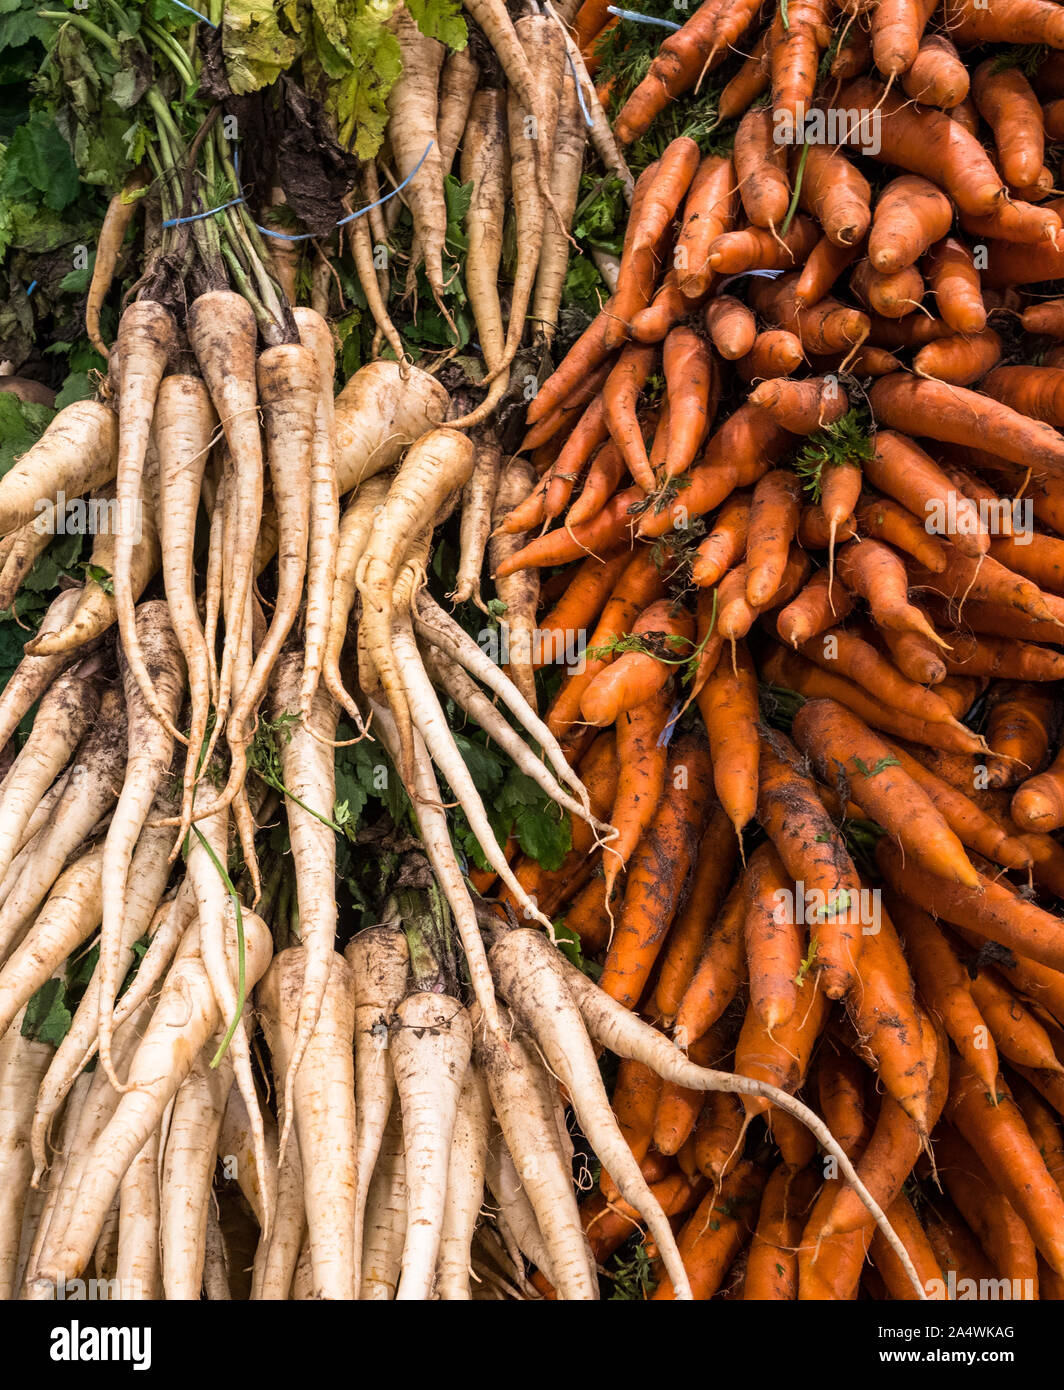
836,538 -> 947,647
717,547 -> 811,645
974,59 -> 1045,189
580,598 -> 693,728
673,882 -> 748,1049
856,494 -> 948,571
734,972 -> 829,1120
868,176 -> 954,273
877,837 -> 1064,974
798,625 -> 956,725
613,0 -> 762,144
734,106 -> 790,231
737,329 -> 805,381
913,327 -> 1003,385
797,144 -> 872,247
943,0 -> 1064,49
744,841 -> 802,1031
970,969 -> 1063,1072
777,569 -> 854,647
744,469 -> 803,607
757,731 -> 864,999
662,327 -> 715,479
870,1195 -> 947,1300
922,1197 -> 997,1288
901,32 -> 971,107
692,1087 -> 745,1180
838,77 -> 1007,216
535,552 -> 630,671
598,733 -> 713,1009
985,682 -> 1056,785
795,237 -> 860,309
85,168 -> 148,358
742,1163 -> 816,1300
948,1056 -> 1064,1276
1023,299 -> 1064,337
494,486 -> 641,576
909,551 -> 1062,626
794,699 -> 980,887
602,343 -> 658,490
851,259 -> 925,319
650,1161 -> 766,1300
696,639 -> 759,839
706,215 -> 819,274
651,804 -> 738,1026
871,0 -> 937,76
600,683 -> 673,905
719,26 -> 772,117
941,631 -> 1064,682
675,155 -> 737,298
567,439 -> 628,528
637,402 -> 793,539
628,269 -> 706,344
692,490 -> 751,588
884,738 -> 1032,871
604,1058 -> 662,1196
750,378 -> 849,438
525,309 -> 613,425
748,274 -> 870,354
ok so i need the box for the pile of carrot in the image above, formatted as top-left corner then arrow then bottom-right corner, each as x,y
5,0 -> 1064,1304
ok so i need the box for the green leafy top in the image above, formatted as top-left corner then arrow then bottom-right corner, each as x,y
794,406 -> 874,503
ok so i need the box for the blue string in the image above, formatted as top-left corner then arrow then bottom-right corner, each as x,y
26,280 -> 37,296
167,0 -> 218,26
606,6 -> 681,30
566,50 -> 595,129
253,140 -> 436,243
162,194 -> 246,228
718,269 -> 785,292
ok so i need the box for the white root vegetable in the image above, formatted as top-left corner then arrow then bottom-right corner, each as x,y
360,1097 -> 406,1301
252,988 -> 306,1301
97,603 -> 183,1088
436,1065 -> 492,1300
414,592 -> 592,812
259,948 -> 357,1300
0,686 -> 126,965
0,400 -> 117,536
269,654 -> 339,1153
483,1128 -> 557,1286
0,665 -> 101,885
451,434 -> 502,607
390,991 -> 473,1300
356,427 -> 474,783
532,61 -> 589,344
0,846 -> 102,1044
0,589 -> 83,754
218,1083 -> 276,1233
489,457 -> 540,712
488,930 -> 694,1300
344,923 -> 409,1288
30,908 -> 272,1289
479,1021 -> 598,1299
333,361 -> 449,496
160,1045 -> 234,1299
0,1007 -> 53,1298
323,473 -> 391,725
115,1126 -> 161,1299
293,308 -> 341,720
367,701 -> 501,1032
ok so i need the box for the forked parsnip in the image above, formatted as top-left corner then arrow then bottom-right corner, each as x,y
0,589 -> 83,752
97,604 -> 184,1089
367,701 -> 502,1032
111,300 -> 177,730
0,1008 -> 52,1299
436,1065 -> 492,1301
269,654 -> 339,1155
344,924 -> 409,1289
483,1128 -> 557,1286
322,474 -> 391,726
293,308 -> 340,720
154,373 -> 218,836
451,433 -> 502,607
360,1097 -> 406,1301
478,1020 -> 598,1299
187,291 -> 264,734
0,400 -> 117,537
0,507 -> 58,612
218,1085 -> 277,1235
29,910 -> 271,1291
259,949 -> 357,1299
159,1044 -> 234,1300
413,592 -> 593,814
20,1071 -> 89,1296
390,991 -> 473,1300
0,665 -> 101,886
355,427 -> 474,783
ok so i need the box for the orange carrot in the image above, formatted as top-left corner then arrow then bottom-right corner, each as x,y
676,155 -> 737,298
662,327 -> 716,479
868,175 -> 954,273
605,684 -> 673,899
673,880 -> 748,1049
743,841 -> 802,1031
696,638 -> 759,838
704,296 -> 757,360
